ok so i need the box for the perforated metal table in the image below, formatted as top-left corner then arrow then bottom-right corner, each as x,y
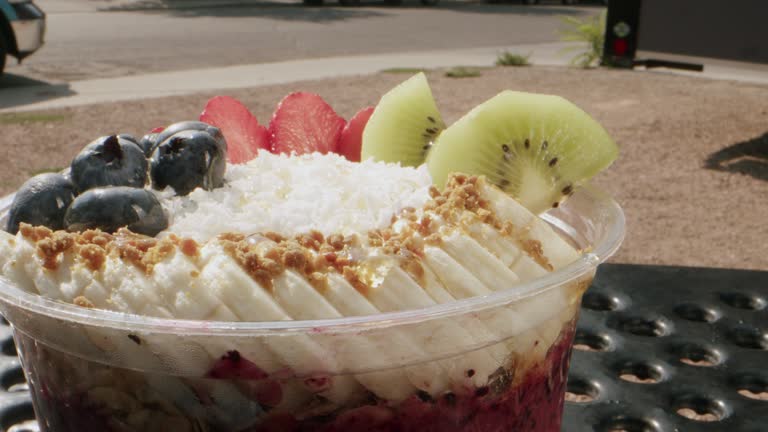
0,263 -> 765,432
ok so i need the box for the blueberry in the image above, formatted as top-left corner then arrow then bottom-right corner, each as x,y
70,135 -> 148,193
152,121 -> 226,156
118,134 -> 140,145
64,187 -> 168,236
150,130 -> 226,196
6,173 -> 76,234
138,133 -> 159,157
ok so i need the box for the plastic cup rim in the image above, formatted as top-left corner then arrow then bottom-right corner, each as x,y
0,184 -> 625,336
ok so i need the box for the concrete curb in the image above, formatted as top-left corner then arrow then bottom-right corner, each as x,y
0,42 -> 575,112
1,41 -> 766,113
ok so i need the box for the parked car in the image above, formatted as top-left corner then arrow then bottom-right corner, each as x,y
0,0 -> 45,75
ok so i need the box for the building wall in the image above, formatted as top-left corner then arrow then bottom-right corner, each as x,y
637,0 -> 768,64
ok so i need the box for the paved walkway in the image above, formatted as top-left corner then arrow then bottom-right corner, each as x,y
1,42 -> 767,113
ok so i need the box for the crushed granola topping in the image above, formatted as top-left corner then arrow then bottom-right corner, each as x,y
13,174 -> 564,309
79,244 -> 106,271
19,224 -> 52,242
36,231 -> 76,271
73,296 -> 95,308
179,238 -> 199,257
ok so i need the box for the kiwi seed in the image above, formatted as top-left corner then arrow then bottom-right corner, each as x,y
549,157 -> 558,167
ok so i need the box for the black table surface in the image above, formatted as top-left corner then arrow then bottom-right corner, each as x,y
0,263 -> 765,431
564,263 -> 768,432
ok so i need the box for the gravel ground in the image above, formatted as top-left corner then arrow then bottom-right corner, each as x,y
1,66 -> 766,270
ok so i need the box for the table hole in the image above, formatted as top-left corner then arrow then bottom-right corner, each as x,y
673,303 -> 719,323
719,292 -> 766,310
565,377 -> 599,403
727,327 -> 768,350
617,362 -> 664,384
596,416 -> 659,432
674,343 -> 721,367
574,331 -> 612,352
611,314 -> 670,337
1,338 -> 17,356
583,291 -> 621,311
8,421 -> 39,432
673,395 -> 727,422
732,373 -> 768,401
1,367 -> 27,392
0,403 -> 36,431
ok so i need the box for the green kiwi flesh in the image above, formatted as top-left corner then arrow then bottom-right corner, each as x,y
361,72 -> 446,167
427,91 -> 618,214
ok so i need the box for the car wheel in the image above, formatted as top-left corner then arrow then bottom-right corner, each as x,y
384,0 -> 403,5
561,0 -> 578,4
421,0 -> 439,5
522,0 -> 539,4
303,0 -> 324,6
339,0 -> 360,5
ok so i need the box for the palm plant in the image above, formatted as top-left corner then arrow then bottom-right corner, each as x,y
558,11 -> 607,68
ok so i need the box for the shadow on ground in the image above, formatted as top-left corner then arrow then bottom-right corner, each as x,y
101,0 -> 388,21
0,74 -> 74,110
99,0 -> 597,21
705,131 -> 768,182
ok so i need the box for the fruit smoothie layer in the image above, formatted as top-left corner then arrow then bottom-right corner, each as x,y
0,72 -> 618,431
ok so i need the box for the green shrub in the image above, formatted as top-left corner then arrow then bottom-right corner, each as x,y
495,51 -> 531,67
445,66 -> 482,78
558,11 -> 606,68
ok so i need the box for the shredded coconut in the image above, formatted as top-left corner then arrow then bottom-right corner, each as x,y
161,153 -> 433,242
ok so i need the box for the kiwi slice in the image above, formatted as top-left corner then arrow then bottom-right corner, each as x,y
361,72 -> 446,166
427,91 -> 618,214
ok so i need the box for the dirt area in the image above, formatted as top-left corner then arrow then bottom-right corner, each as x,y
1,66 -> 766,270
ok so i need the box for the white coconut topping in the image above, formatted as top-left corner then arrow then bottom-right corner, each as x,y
161,152 -> 433,242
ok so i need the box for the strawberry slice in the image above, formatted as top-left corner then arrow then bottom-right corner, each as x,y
200,96 -> 270,164
206,350 -> 268,380
336,106 -> 374,162
269,92 -> 346,155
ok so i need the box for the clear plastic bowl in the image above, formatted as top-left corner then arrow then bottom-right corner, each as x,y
0,185 -> 624,432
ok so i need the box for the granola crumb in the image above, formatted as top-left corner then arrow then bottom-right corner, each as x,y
74,296 -> 95,308
19,224 -> 53,243
179,238 -> 199,257
36,231 -> 76,271
79,244 -> 106,271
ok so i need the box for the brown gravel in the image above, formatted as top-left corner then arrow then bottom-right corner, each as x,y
1,66 -> 766,270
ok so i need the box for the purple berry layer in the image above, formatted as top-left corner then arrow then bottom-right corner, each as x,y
15,322 -> 576,432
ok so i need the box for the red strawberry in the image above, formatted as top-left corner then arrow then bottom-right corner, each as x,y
269,92 -> 346,155
337,106 -> 374,162
206,350 -> 269,380
200,96 -> 270,164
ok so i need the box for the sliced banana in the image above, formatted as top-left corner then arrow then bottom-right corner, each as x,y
323,273 -> 449,397
272,270 -> 415,402
197,242 -> 365,405
476,179 -> 580,268
419,264 -> 511,365
367,265 -> 498,390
